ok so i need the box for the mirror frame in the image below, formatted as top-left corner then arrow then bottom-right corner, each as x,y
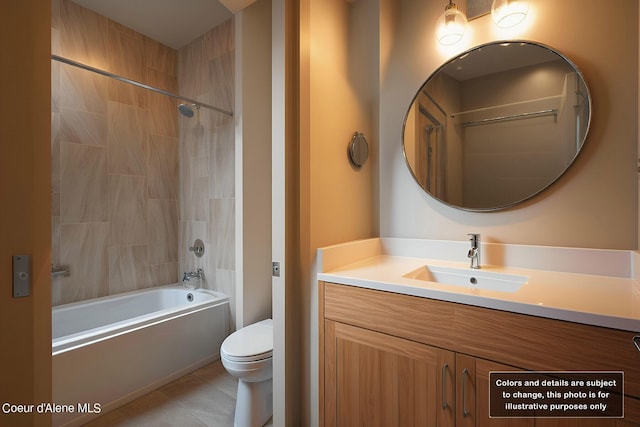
402,40 -> 592,212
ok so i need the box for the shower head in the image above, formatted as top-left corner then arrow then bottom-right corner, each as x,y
178,103 -> 197,118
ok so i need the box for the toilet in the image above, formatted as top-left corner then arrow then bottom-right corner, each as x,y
220,319 -> 273,427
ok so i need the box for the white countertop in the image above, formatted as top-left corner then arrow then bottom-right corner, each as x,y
317,238 -> 640,332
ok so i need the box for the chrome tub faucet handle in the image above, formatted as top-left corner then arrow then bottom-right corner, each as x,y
182,268 -> 204,287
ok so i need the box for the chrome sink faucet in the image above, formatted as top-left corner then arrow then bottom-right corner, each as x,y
182,268 -> 203,287
467,233 -> 481,269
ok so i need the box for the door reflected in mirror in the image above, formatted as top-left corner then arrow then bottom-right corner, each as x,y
402,41 -> 591,211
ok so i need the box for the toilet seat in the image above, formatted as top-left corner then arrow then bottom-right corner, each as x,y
221,319 -> 273,363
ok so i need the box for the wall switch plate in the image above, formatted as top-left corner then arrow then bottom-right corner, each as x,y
13,255 -> 30,298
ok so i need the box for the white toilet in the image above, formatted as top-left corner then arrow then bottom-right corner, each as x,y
220,319 -> 273,427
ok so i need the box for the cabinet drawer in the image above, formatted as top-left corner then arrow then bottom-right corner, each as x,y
323,282 -> 640,399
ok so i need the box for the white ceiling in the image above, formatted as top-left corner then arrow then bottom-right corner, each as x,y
72,0 -> 234,49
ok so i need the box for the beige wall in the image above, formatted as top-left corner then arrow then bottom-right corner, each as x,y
272,0 -> 301,424
380,0 -> 638,249
307,0 -> 377,248
299,0 -> 379,423
235,0 -> 273,329
0,2 -> 52,426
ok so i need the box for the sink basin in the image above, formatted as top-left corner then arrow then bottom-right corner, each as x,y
403,265 -> 528,293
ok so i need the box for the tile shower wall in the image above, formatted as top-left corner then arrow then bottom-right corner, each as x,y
51,0 -> 179,305
50,0 -> 236,315
178,21 -> 236,326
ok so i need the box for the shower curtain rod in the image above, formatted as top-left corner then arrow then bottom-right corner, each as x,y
51,54 -> 234,117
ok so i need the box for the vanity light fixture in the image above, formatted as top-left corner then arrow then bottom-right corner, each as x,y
436,0 -> 468,45
491,0 -> 529,28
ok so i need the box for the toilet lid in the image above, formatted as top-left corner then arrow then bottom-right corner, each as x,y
221,319 -> 273,362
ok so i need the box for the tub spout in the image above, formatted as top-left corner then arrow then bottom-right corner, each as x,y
182,268 -> 203,288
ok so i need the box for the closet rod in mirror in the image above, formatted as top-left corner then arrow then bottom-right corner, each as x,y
460,109 -> 558,127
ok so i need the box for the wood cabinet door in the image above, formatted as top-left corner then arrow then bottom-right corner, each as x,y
324,320 -> 455,427
535,415 -> 640,426
460,356 -> 535,427
535,419 -> 637,426
472,358 -> 639,427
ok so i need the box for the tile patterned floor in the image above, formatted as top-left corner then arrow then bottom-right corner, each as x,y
85,361 -> 240,426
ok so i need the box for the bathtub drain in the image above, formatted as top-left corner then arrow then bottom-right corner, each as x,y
187,293 -> 194,302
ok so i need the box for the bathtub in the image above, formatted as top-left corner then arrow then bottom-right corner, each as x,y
52,285 -> 229,427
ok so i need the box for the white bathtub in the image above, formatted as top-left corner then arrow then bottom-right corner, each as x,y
52,285 -> 230,427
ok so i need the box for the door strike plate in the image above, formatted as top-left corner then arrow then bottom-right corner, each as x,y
13,255 -> 31,298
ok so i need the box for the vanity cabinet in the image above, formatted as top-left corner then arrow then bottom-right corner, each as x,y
319,282 -> 640,427
322,319 -> 532,427
323,319 -> 455,426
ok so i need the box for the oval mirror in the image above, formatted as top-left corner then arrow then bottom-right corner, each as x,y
402,41 -> 591,211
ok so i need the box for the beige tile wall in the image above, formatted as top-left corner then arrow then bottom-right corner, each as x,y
51,0 -> 236,309
178,20 -> 236,326
51,0 -> 179,305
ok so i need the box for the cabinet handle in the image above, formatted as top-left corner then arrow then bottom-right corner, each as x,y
462,368 -> 469,417
634,336 -> 640,352
442,363 -> 449,409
